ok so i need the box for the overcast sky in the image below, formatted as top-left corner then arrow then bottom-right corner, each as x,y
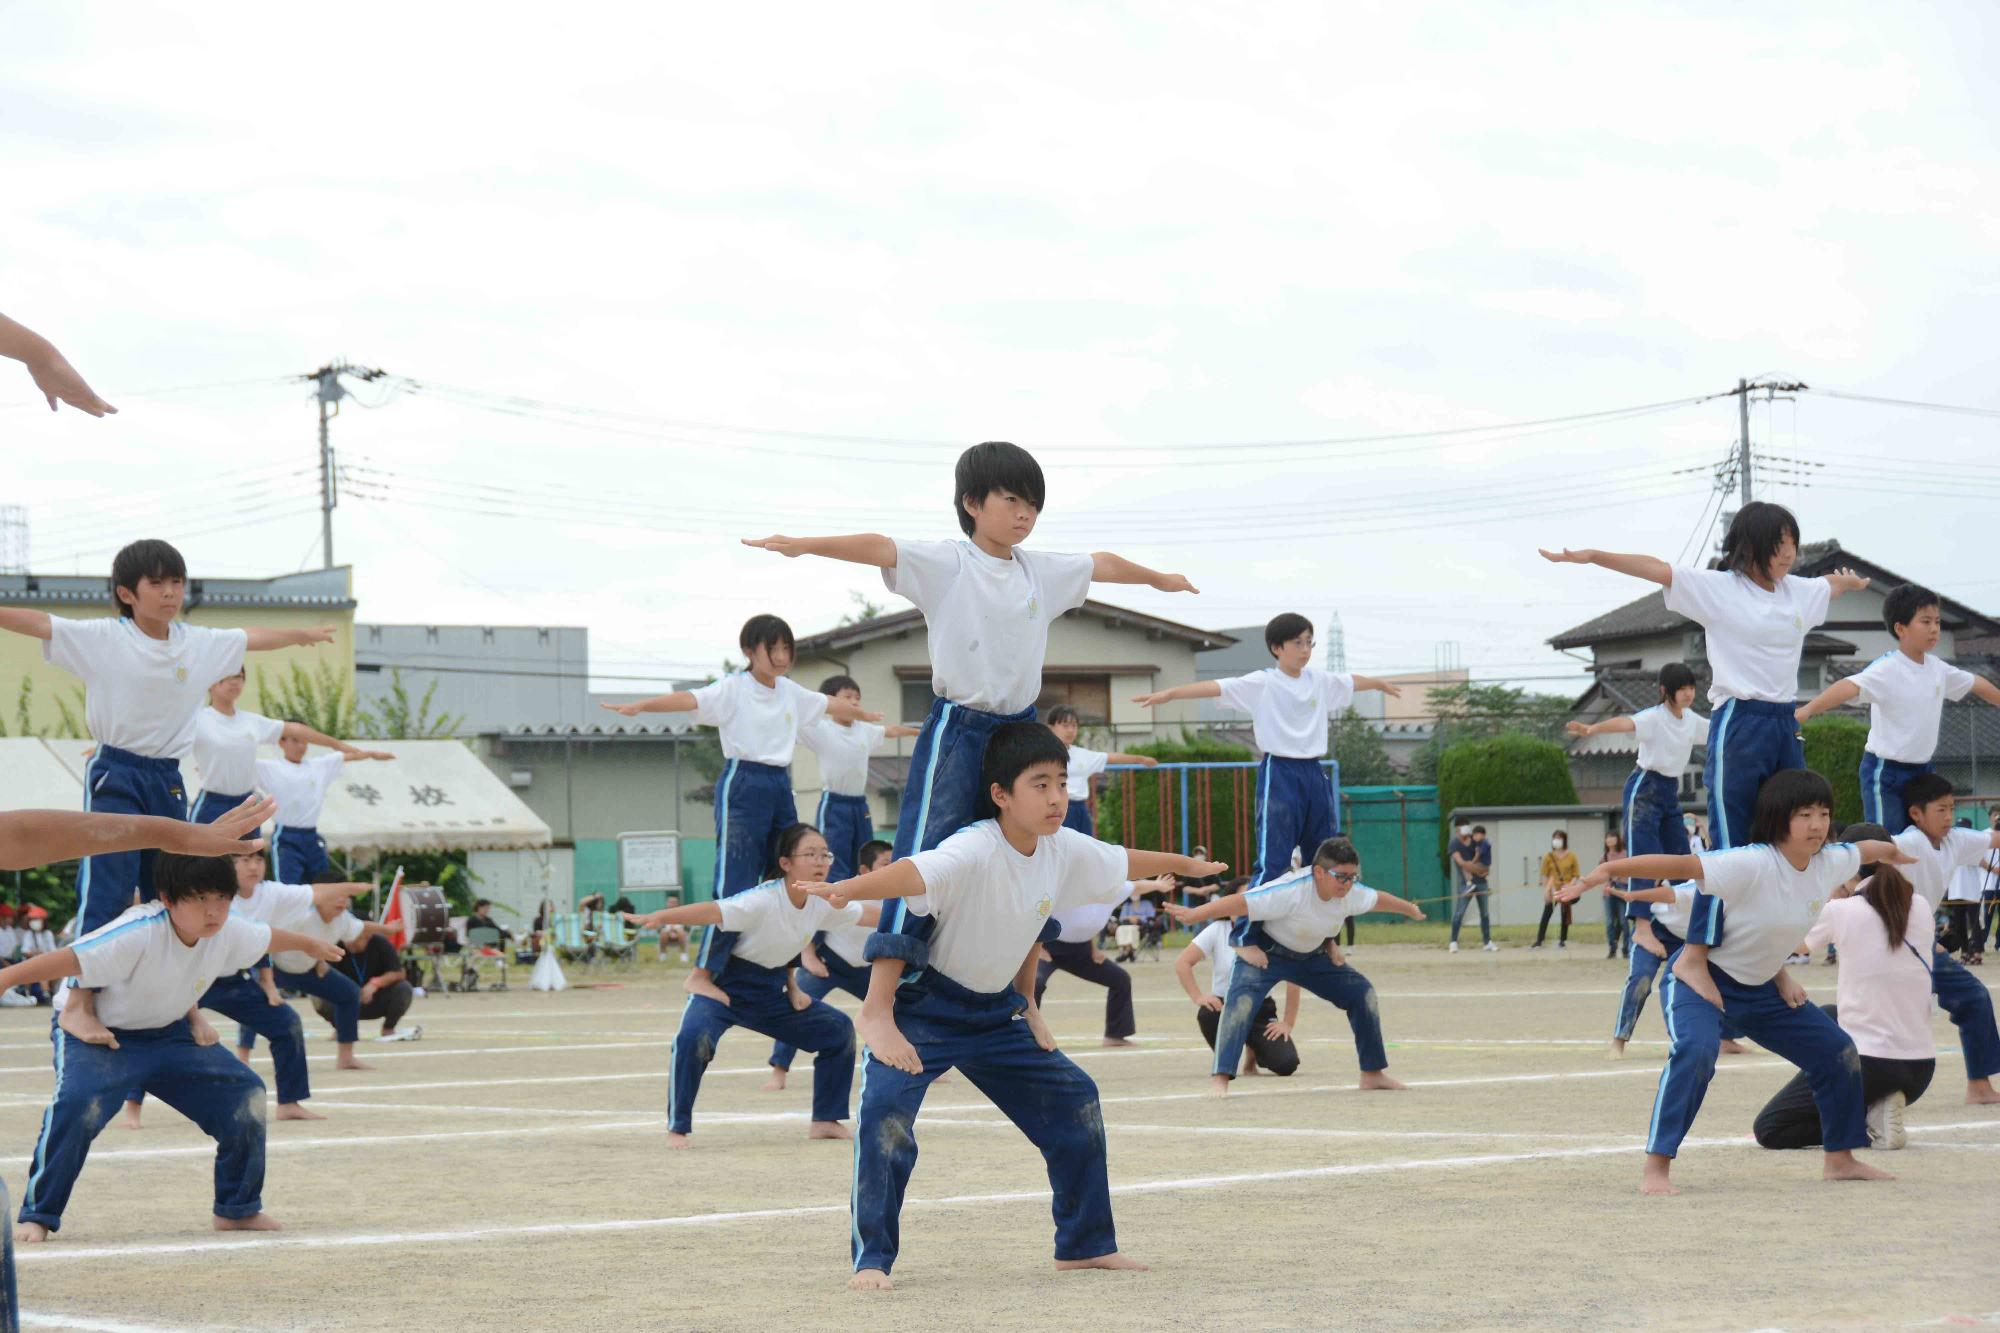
7,3 -> 1997,701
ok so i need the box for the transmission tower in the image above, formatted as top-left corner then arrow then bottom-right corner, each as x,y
0,506 -> 27,574
1325,611 -> 1346,672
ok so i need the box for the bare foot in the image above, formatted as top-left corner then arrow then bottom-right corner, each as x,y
58,997 -> 117,1049
1208,1074 -> 1231,1098
1640,1154 -> 1679,1196
1718,1039 -> 1748,1055
664,1131 -> 692,1150
1822,1151 -> 1894,1183
848,1269 -> 893,1291
856,1008 -> 923,1075
808,1120 -> 852,1141
1358,1071 -> 1406,1091
763,1067 -> 789,1092
275,1103 -> 326,1121
234,1048 -> 253,1066
1055,1252 -> 1148,1272
1966,1078 -> 2000,1106
1607,1038 -> 1628,1060
14,1221 -> 49,1244
1240,1061 -> 1262,1077
1670,952 -> 1723,1011
213,1212 -> 283,1232
120,1100 -> 143,1130
1101,1036 -> 1134,1047
683,969 -> 731,1007
334,1056 -> 374,1070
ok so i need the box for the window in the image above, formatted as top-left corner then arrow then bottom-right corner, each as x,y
900,678 -> 936,725
1034,676 -> 1110,725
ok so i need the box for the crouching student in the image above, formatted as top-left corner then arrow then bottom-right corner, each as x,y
765,839 -> 894,1092
3,852 -> 341,1241
235,862 -> 396,1075
624,823 -> 878,1148
1168,837 -> 1421,1096
1175,919 -> 1301,1078
802,721 -> 1225,1290
1561,768 -> 1909,1195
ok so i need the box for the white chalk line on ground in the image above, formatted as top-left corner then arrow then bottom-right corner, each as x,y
21,1311 -> 250,1333
0,1118 -> 662,1167
33,1122 -> 2000,1266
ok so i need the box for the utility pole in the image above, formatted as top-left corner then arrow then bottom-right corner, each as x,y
1736,376 -> 1752,505
302,362 -> 390,570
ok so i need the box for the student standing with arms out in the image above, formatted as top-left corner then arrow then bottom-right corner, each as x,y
1561,769 -> 1907,1195
191,668 -> 386,827
0,539 -> 334,1048
255,728 -> 391,883
604,615 -> 878,1004
764,839 -> 893,1092
743,441 -> 1196,1073
1042,704 -> 1158,833
1448,824 -> 1495,953
796,675 -> 919,882
804,722 -> 1223,1290
1534,831 -> 1581,949
1795,584 -> 2000,835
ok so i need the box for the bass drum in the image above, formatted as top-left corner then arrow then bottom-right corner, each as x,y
402,885 -> 452,947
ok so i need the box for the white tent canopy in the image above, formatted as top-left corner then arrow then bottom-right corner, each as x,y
2,738 -> 551,856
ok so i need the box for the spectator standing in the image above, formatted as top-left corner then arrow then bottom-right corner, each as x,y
1448,824 -> 1495,953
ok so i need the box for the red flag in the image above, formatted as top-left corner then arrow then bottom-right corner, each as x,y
380,867 -> 407,949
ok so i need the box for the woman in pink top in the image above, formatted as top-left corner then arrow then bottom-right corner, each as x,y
1753,822 -> 1935,1151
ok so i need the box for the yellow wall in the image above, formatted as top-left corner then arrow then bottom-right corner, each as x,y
0,598 -> 356,737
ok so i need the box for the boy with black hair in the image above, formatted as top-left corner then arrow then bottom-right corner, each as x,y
2,852 -> 342,1241
193,667 -> 385,828
1796,583 -> 2000,835
798,675 -> 920,882
801,721 -> 1224,1289
1042,704 -> 1158,834
256,723 -> 391,883
606,614 -> 880,1002
0,539 -> 335,1048
1169,836 -> 1422,1095
744,441 -> 1196,1070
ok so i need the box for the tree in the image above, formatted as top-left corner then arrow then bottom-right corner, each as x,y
1436,733 -> 1579,860
1407,681 -> 1574,783
837,590 -> 885,627
1803,716 -> 1868,826
1330,707 -> 1396,786
1093,732 -> 1256,869
358,668 -> 465,739
0,676 -> 86,739
255,659 -> 358,738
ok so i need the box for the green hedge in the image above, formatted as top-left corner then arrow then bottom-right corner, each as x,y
1435,733 -> 1579,861
1803,716 -> 1869,826
1093,733 -> 1257,869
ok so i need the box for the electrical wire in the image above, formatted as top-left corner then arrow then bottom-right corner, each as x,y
1806,389 -> 2000,420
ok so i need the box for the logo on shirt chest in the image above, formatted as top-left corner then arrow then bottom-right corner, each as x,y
1027,594 -> 1039,621
174,666 -> 188,683
1036,895 -> 1052,918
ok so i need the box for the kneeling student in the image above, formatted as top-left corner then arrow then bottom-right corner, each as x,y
1169,836 -> 1420,1095
803,721 -> 1224,1290
2,852 -> 341,1241
1176,920 -> 1301,1077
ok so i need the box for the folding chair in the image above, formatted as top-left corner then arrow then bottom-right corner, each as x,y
598,913 -> 638,969
456,926 -> 510,991
553,913 -> 599,970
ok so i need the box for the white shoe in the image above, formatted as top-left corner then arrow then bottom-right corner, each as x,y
1866,1091 -> 1907,1149
374,1025 -> 423,1044
1483,941 -> 1499,952
1449,942 -> 1460,954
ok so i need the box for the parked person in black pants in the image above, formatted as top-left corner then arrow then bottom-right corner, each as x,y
1533,831 -> 1580,949
317,928 -> 420,1043
1177,919 -> 1300,1077
1599,832 -> 1632,959
1033,884 -> 1161,1048
1754,854 -> 1934,1150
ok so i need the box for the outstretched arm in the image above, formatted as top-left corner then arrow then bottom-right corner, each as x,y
1350,674 -> 1404,698
1823,568 -> 1870,599
624,902 -> 727,929
825,697 -> 885,725
244,626 -> 337,652
1167,892 -> 1247,926
1132,680 -> 1222,709
0,314 -> 115,416
1603,883 -> 1679,904
0,608 -> 53,642
884,723 -> 923,739
798,859 -> 929,903
1794,679 -> 1860,725
0,797 -> 277,871
1566,715 -> 1638,738
1125,850 -> 1227,882
741,533 -> 897,569
1537,547 -> 1673,587
1090,551 -> 1197,594
1364,890 -> 1425,920
601,691 -> 698,717
1572,853 -> 1706,895
308,881 -> 368,915
1969,676 -> 2000,710
267,929 -> 343,964
1104,751 -> 1158,767
0,946 -> 83,992
282,722 -> 392,761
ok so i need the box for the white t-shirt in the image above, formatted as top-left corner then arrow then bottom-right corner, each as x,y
1804,893 -> 1937,1060
20,927 -> 54,955
271,906 -> 365,974
1649,882 -> 1699,938
1052,895 -> 1122,944
43,616 -> 248,760
1242,867 -> 1380,953
689,673 -> 829,768
1696,843 -> 1861,985
193,707 -> 286,796
1191,919 -> 1242,999
0,927 -> 18,959
1891,826 -> 1997,905
882,539 -> 1094,716
1632,704 -> 1707,778
800,718 -> 885,798
256,753 -> 345,827
231,880 -> 317,929
1064,746 -> 1110,802
61,903 -> 271,1030
1850,651 -> 1979,764
1663,567 -> 1831,706
902,820 -> 1128,992
714,879 -> 865,970
819,919 -> 875,969
1215,667 -> 1354,759
1948,861 -> 1987,905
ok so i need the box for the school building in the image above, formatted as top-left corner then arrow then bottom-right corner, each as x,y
1550,539 -> 2000,804
0,567 -> 359,734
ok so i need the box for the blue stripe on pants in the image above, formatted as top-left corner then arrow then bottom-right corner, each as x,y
1615,924 -> 1744,1042
697,760 -> 799,977
1644,952 -> 1864,1158
136,974 -> 310,1108
818,793 -> 875,883
1702,698 -> 1802,852
271,825 -> 329,885
668,962 -> 854,1134
851,971 -> 1114,1275
1930,948 -> 2000,1081
1859,752 -> 1933,837
1211,946 -> 1385,1076
1234,755 -> 1337,949
74,746 -> 188,937
770,950 -> 870,1071
189,789 -> 253,827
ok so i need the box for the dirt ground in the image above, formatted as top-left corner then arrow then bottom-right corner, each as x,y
2,944 -> 1997,1333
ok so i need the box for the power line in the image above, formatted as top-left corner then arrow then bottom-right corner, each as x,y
1806,389 -> 2000,420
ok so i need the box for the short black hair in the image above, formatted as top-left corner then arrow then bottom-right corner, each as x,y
153,852 -> 236,905
110,539 -> 187,619
738,614 -> 795,659
473,898 -> 492,911
953,442 -> 1045,537
1747,768 -> 1835,846
1882,584 -> 1941,637
1842,821 -> 1889,846
1264,612 -> 1313,657
1044,704 -> 1080,728
1471,824 -> 1486,835
1717,501 -> 1801,580
1312,836 -> 1359,869
1657,662 -> 1697,699
857,839 -> 893,869
774,822 -> 825,865
1902,771 -> 1955,817
819,674 -> 860,697
978,721 -> 1069,819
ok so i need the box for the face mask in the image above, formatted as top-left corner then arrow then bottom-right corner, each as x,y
1550,838 -> 1565,850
